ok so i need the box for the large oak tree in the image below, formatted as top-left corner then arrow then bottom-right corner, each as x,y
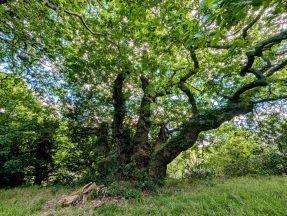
0,0 -> 287,180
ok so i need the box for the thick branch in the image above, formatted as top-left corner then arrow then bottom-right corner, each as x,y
250,68 -> 266,80
151,48 -> 200,100
190,46 -> 199,70
231,69 -> 267,102
149,102 -> 254,177
180,47 -> 199,82
240,30 -> 287,76
231,80 -> 268,102
176,47 -> 200,114
153,124 -> 169,152
157,124 -> 169,143
178,82 -> 198,115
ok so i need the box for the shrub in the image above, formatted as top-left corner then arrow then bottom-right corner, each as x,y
169,138 -> 287,179
184,167 -> 215,179
262,152 -> 287,175
91,181 -> 143,199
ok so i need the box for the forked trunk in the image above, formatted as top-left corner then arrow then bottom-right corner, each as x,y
110,73 -> 254,181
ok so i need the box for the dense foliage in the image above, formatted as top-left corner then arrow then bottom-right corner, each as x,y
168,113 -> 287,179
0,73 -> 59,186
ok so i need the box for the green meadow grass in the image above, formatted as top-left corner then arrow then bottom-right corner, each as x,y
0,176 -> 286,216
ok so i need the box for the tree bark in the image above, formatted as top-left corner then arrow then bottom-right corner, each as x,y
148,102 -> 254,178
132,76 -> 152,169
112,73 -> 132,164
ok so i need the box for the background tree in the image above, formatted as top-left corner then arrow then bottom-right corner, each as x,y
257,111 -> 287,155
0,73 -> 59,186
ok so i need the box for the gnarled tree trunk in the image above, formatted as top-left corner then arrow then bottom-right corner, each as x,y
104,71 -> 257,181
132,76 -> 152,169
112,73 -> 133,165
148,102 -> 254,178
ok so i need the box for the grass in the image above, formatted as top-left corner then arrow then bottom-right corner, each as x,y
0,176 -> 287,216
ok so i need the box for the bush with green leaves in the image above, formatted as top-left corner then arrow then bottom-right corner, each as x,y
168,122 -> 287,179
90,181 -> 143,200
0,73 -> 59,187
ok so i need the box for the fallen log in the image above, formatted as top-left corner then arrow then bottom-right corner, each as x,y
59,182 -> 96,207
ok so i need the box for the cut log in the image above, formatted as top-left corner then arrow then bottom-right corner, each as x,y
82,182 -> 96,194
59,182 -> 96,207
60,194 -> 82,206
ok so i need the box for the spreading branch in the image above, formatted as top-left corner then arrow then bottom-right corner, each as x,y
177,47 -> 200,114
240,30 -> 287,76
231,80 -> 268,102
45,1 -> 118,47
178,82 -> 198,115
231,69 -> 267,102
230,30 -> 287,101
151,47 -> 200,101
45,2 -> 104,36
149,102 -> 254,177
180,47 -> 199,82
